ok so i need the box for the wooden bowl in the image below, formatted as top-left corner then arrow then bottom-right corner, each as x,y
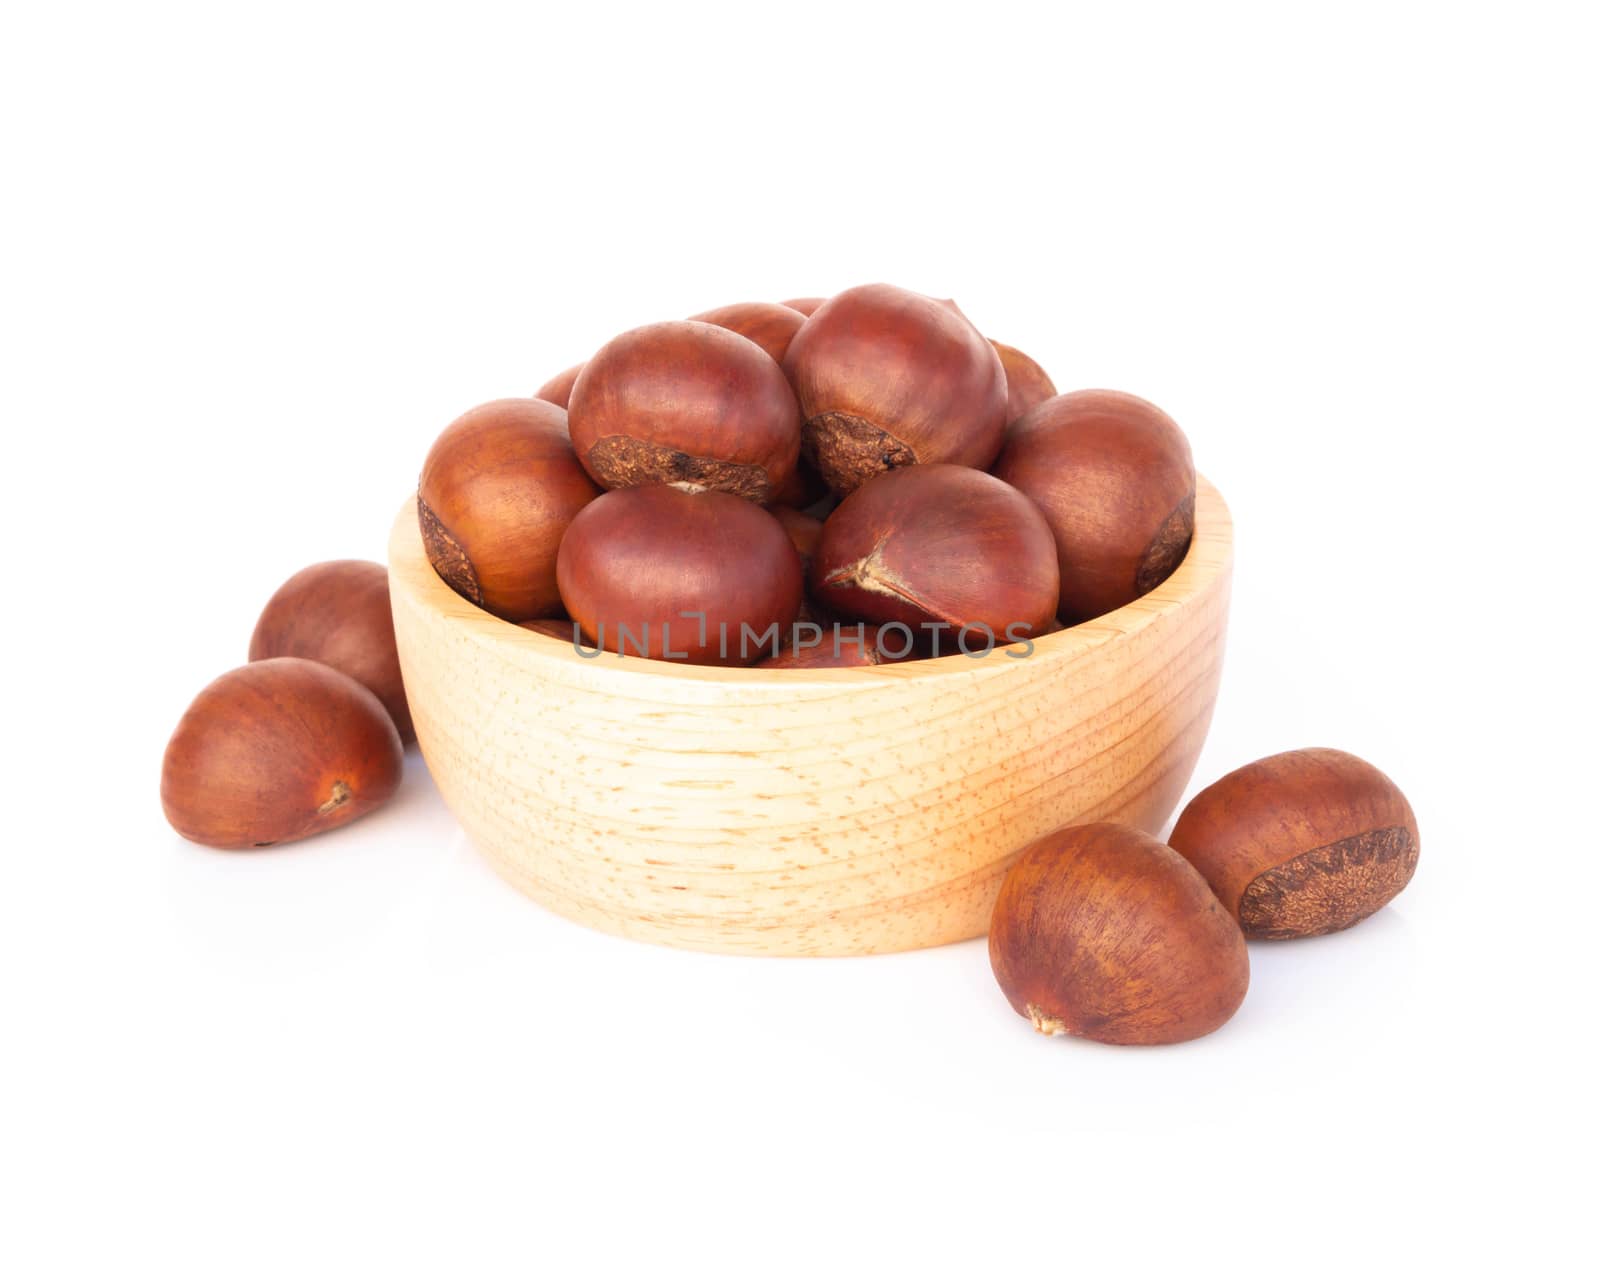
387,477 -> 1233,956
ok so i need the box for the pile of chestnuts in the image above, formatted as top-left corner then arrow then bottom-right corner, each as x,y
159,281 -> 1420,1047
422,282 -> 1197,666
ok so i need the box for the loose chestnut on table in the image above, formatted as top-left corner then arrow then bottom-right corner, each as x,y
689,301 -> 807,365
161,658 -> 404,849
556,484 -> 804,666
1169,748 -> 1420,939
994,388 -> 1195,624
782,283 -> 1008,496
989,823 -> 1250,1045
567,320 -> 802,502
811,463 -> 1058,645
248,559 -> 414,744
417,397 -> 601,623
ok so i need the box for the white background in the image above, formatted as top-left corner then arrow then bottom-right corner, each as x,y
4,2 -> 1596,1265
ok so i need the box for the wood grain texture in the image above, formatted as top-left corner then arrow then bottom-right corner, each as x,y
387,477 -> 1234,956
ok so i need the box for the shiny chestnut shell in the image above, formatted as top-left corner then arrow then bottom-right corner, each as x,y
567,320 -> 802,502
990,339 -> 1057,423
1169,748 -> 1420,939
810,464 -> 1058,642
417,397 -> 601,623
989,823 -> 1250,1045
248,559 -> 413,744
556,484 -> 803,666
535,363 -> 584,409
993,389 -> 1195,623
781,283 -> 1008,496
689,301 -> 807,365
161,658 -> 404,849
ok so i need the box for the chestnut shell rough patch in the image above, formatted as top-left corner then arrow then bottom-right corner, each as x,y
781,283 -> 1008,496
417,397 -> 601,623
810,464 -> 1058,642
248,559 -> 414,744
994,389 -> 1195,623
556,484 -> 804,666
989,823 -> 1250,1045
161,658 -> 404,849
567,320 -> 802,502
1168,748 -> 1420,939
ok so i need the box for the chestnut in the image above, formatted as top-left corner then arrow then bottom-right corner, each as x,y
993,389 -> 1195,623
161,659 -> 403,849
1168,748 -> 1420,939
780,296 -> 825,315
535,362 -> 584,409
771,457 -> 829,510
810,464 -> 1058,644
689,301 -> 807,365
990,339 -> 1056,423
417,397 -> 601,623
567,320 -> 801,502
989,823 -> 1250,1045
248,559 -> 414,744
759,624 -> 902,668
781,283 -> 1007,496
519,617 -> 594,647
768,504 -> 822,569
556,484 -> 803,666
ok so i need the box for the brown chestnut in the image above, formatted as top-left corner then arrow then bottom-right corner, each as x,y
993,389 -> 1195,623
567,320 -> 801,502
759,624 -> 906,668
768,504 -> 822,569
811,464 -> 1058,644
161,659 -> 403,849
519,617 -> 594,648
990,339 -> 1056,423
689,301 -> 807,365
535,362 -> 584,409
989,823 -> 1250,1045
417,397 -> 601,623
1169,748 -> 1420,939
780,296 -> 825,315
771,457 -> 829,510
248,560 -> 414,745
556,484 -> 803,666
782,283 -> 1007,496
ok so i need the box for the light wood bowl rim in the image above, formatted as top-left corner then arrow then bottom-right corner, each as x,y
387,475 -> 1232,689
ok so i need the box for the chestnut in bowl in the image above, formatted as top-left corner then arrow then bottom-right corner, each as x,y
534,362 -> 584,409
782,283 -> 1007,496
990,339 -> 1056,423
417,397 -> 601,623
994,388 -> 1195,624
810,464 -> 1058,644
567,320 -> 802,502
556,484 -> 803,666
249,559 -> 413,744
689,301 -> 807,365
